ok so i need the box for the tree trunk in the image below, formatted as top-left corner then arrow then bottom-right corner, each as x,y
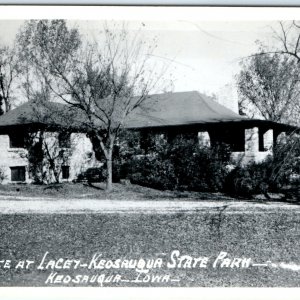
106,150 -> 113,192
4,97 -> 10,113
0,94 -> 3,116
52,166 -> 60,184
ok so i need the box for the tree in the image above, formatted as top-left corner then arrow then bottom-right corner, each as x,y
238,21 -> 300,125
25,129 -> 74,184
16,20 -> 80,183
14,96 -> 78,184
17,20 -> 170,191
237,24 -> 300,193
273,21 -> 300,63
24,105 -> 76,184
237,48 -> 300,125
0,44 -> 20,114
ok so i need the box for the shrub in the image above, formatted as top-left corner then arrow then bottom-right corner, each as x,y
166,138 -> 231,191
76,167 -> 107,183
126,135 -> 231,192
224,134 -> 300,198
271,134 -> 300,186
117,130 -> 300,196
224,160 -> 273,197
129,155 -> 177,190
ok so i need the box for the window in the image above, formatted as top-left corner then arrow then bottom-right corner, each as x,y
58,132 -> 71,148
231,130 -> 245,152
259,131 -> 264,152
61,166 -> 70,179
259,128 -> 273,152
210,128 -> 245,152
10,166 -> 26,182
9,132 -> 25,148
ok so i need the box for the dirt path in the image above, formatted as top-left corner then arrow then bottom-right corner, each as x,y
0,195 -> 299,214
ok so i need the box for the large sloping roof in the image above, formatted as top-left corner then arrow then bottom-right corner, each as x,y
125,91 -> 247,129
0,91 -> 298,133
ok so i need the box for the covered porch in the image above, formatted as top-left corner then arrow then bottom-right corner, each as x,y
134,119 -> 299,165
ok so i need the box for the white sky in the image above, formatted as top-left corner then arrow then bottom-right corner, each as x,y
0,19 -> 280,111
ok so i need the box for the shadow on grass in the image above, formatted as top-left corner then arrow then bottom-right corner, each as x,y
83,182 -> 104,190
43,184 -> 64,191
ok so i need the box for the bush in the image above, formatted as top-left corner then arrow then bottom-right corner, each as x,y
76,167 -> 107,183
129,155 -> 177,190
271,134 -> 300,185
224,161 -> 273,197
169,139 -> 231,191
224,135 -> 300,198
126,135 -> 231,192
117,131 -> 300,196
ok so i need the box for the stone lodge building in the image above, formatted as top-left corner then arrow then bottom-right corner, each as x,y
0,91 -> 298,184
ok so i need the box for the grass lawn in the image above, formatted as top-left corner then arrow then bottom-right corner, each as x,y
0,182 -> 236,201
0,211 -> 299,287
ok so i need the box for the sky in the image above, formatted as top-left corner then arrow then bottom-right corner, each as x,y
0,19 -> 280,112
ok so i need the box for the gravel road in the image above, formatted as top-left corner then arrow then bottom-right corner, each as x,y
0,195 -> 299,214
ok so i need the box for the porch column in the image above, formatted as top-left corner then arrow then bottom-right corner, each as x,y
260,129 -> 274,151
198,131 -> 210,147
245,127 -> 259,153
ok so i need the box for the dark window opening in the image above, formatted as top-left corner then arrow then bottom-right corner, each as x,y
210,128 -> 245,152
9,132 -> 25,148
259,130 -> 265,152
58,132 -> 71,148
259,128 -> 271,152
10,166 -> 26,182
231,134 -> 245,152
62,166 -> 70,179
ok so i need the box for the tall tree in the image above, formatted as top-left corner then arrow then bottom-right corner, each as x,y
0,45 -> 20,114
17,20 -> 170,191
237,49 -> 300,125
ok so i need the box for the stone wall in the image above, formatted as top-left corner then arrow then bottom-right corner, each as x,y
0,135 -> 29,184
0,132 -> 101,184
